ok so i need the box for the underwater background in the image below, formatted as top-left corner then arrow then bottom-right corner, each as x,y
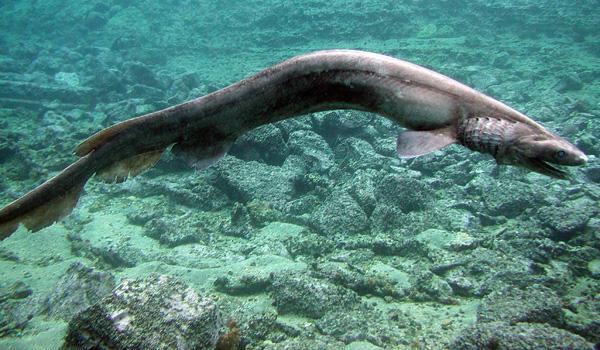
0,0 -> 598,349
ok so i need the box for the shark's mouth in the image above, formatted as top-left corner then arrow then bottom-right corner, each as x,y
525,158 -> 568,179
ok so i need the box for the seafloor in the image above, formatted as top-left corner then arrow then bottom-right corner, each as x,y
0,1 -> 598,349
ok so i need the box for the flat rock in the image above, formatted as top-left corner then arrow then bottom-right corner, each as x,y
451,321 -> 592,350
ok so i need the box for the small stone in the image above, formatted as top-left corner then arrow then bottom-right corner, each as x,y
555,72 -> 583,92
587,259 -> 600,277
54,72 -> 80,87
0,281 -> 31,303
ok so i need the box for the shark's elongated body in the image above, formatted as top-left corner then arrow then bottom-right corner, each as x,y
0,50 -> 587,238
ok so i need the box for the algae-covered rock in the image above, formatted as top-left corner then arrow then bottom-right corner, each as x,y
537,199 -> 596,241
316,305 -> 417,347
369,204 -> 405,232
230,124 -> 289,165
265,335 -> 346,350
346,169 -> 378,215
450,321 -> 592,350
583,165 -> 600,183
214,272 -> 271,296
0,281 -> 34,337
287,129 -> 335,173
312,189 -> 369,235
144,216 -> 203,247
476,179 -> 541,218
334,137 -> 387,171
122,61 -> 162,88
208,156 -> 296,208
142,174 -> 229,211
269,272 -> 360,318
0,281 -> 31,303
374,174 -> 433,212
284,230 -> 335,258
315,262 -> 410,299
476,284 -> 564,326
563,285 -> 600,344
409,270 -> 455,304
321,110 -> 370,134
62,275 -> 222,350
44,262 -> 115,320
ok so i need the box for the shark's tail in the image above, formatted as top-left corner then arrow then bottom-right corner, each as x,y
0,122 -> 164,239
0,156 -> 91,239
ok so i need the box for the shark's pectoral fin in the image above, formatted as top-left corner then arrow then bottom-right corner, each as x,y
396,127 -> 457,158
172,131 -> 236,170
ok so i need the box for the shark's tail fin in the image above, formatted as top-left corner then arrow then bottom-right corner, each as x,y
0,156 -> 91,239
0,117 -> 167,239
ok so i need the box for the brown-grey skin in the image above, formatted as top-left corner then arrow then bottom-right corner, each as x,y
458,116 -> 586,179
0,50 -> 587,238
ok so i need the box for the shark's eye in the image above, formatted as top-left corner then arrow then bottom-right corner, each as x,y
556,150 -> 566,158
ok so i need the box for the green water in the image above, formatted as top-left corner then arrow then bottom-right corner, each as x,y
0,1 -> 598,349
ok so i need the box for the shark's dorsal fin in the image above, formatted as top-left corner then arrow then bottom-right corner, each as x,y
396,127 -> 456,158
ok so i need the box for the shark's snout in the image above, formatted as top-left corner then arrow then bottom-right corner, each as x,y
574,151 -> 588,165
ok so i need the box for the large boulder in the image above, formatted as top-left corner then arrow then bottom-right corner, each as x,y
312,189 -> 369,235
62,275 -> 222,350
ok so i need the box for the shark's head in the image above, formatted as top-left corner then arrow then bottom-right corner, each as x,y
459,117 -> 587,179
501,127 -> 587,178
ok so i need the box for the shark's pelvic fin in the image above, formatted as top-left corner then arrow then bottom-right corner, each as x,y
396,127 -> 456,158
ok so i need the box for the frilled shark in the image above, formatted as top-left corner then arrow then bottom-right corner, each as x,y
0,50 -> 587,238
